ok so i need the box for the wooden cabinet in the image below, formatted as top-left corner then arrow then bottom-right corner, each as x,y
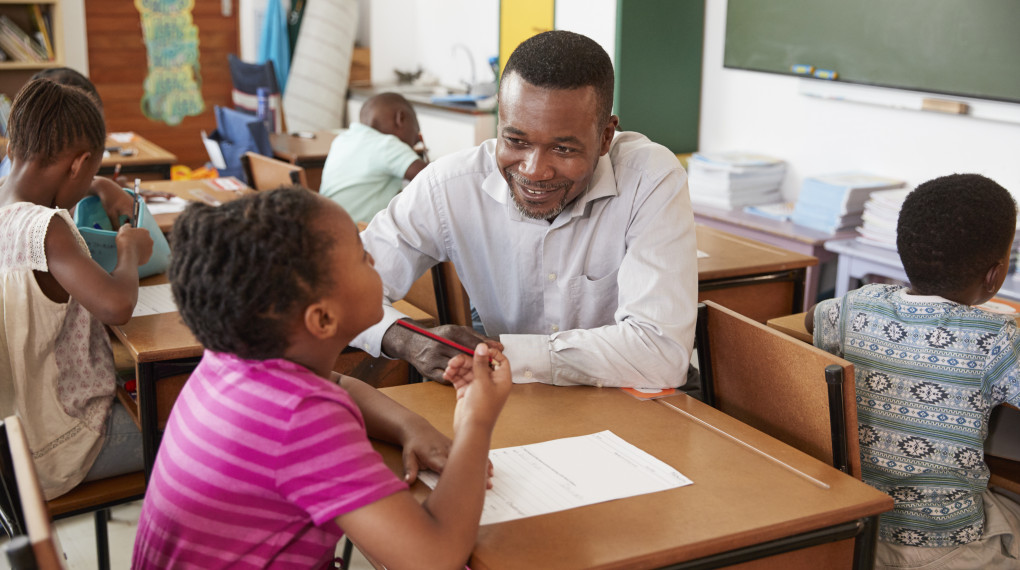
0,0 -> 63,97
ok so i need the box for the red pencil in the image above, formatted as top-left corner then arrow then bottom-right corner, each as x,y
396,319 -> 475,357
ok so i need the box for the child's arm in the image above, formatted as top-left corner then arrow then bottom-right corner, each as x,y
89,176 -> 134,229
337,374 -> 457,484
805,302 -> 818,334
337,344 -> 511,570
44,215 -> 153,325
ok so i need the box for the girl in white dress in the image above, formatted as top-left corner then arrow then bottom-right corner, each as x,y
0,78 -> 153,499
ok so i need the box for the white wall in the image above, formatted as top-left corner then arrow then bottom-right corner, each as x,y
699,1 -> 1020,200
369,0 -> 499,90
62,0 -> 88,74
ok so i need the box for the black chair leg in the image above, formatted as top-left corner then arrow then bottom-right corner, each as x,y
95,509 -> 110,570
339,538 -> 354,569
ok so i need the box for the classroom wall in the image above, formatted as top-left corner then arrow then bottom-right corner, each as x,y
699,1 -> 1020,200
369,0 -> 499,91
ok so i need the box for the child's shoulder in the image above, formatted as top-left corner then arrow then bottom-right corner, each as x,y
0,202 -> 77,269
197,351 -> 355,411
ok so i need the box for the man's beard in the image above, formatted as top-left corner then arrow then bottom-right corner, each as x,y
506,170 -> 572,221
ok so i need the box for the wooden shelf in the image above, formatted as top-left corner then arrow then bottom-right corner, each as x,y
0,0 -> 63,96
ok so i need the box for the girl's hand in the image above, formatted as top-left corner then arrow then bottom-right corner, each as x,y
399,423 -> 451,484
116,223 -> 153,267
91,177 -> 132,229
447,344 -> 511,436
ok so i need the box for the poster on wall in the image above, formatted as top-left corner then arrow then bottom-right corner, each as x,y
135,0 -> 205,125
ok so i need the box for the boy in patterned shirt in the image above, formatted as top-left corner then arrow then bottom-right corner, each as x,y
809,173 -> 1020,569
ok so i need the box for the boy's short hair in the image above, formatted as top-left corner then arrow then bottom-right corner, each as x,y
502,30 -> 615,123
897,173 -> 1017,295
7,78 -> 105,165
31,67 -> 102,110
169,187 -> 336,360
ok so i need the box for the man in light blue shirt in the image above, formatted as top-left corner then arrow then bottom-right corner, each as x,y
319,93 -> 427,223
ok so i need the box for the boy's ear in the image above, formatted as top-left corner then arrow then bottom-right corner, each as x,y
303,299 -> 341,340
984,260 -> 1005,292
68,151 -> 92,179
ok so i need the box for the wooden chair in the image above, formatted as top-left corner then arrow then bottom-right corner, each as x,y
2,416 -> 66,569
0,416 -> 145,570
241,151 -> 309,191
694,301 -> 861,478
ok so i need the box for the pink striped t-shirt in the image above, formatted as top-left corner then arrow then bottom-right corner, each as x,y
132,351 -> 407,569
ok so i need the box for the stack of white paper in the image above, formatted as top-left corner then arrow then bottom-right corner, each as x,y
687,152 -> 786,209
856,188 -> 910,250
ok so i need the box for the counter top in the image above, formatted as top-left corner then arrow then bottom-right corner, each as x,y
349,83 -> 496,116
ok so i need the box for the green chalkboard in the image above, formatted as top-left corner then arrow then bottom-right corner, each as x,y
615,0 -> 704,153
724,0 -> 1020,104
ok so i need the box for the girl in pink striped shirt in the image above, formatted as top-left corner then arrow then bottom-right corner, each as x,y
132,188 -> 511,569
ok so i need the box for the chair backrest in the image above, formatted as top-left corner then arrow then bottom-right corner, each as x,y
228,54 -> 286,133
2,416 -> 66,569
695,301 -> 861,478
241,151 -> 308,191
0,418 -> 26,538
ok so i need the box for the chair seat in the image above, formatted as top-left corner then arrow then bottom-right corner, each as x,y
47,471 -> 146,520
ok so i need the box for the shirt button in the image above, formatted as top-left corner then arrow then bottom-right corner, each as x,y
363,343 -> 370,351
548,273 -> 556,281
596,380 -> 604,388
551,324 -> 559,332
525,370 -> 533,379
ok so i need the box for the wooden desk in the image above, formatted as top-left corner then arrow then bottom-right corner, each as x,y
99,133 -> 177,180
697,225 -> 818,322
138,177 -> 254,233
694,203 -> 856,311
269,130 -> 339,192
375,382 -> 892,569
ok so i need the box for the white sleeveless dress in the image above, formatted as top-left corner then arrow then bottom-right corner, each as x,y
0,202 -> 115,499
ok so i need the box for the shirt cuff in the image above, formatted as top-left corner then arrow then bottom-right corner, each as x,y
350,304 -> 408,357
500,333 -> 552,384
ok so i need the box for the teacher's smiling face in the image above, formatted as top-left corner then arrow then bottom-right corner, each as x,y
495,72 -> 618,221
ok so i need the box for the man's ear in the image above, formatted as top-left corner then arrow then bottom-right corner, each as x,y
303,300 -> 341,340
599,115 -> 619,155
69,151 -> 92,180
984,260 -> 1006,293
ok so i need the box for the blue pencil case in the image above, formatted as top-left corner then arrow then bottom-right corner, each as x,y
73,189 -> 171,278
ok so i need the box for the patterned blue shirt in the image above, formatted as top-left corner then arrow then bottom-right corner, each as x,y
815,284 -> 1020,547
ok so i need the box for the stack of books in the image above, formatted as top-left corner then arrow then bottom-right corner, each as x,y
0,8 -> 53,64
791,173 -> 905,234
856,188 -> 911,250
687,152 -> 786,209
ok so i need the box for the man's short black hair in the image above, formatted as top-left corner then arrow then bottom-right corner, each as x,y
897,173 -> 1017,296
501,30 -> 614,123
169,187 -> 335,360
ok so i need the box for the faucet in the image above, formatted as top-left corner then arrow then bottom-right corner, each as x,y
452,43 -> 476,94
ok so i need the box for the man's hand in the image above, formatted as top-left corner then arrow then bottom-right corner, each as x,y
381,322 -> 503,383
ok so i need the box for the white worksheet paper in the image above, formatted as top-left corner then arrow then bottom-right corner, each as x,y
418,430 -> 692,525
132,284 -> 177,317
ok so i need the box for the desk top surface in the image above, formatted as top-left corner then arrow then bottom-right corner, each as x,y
139,177 -> 253,233
269,131 -> 339,162
376,382 -> 891,570
693,203 -> 858,246
697,225 -> 818,281
103,133 -> 177,167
